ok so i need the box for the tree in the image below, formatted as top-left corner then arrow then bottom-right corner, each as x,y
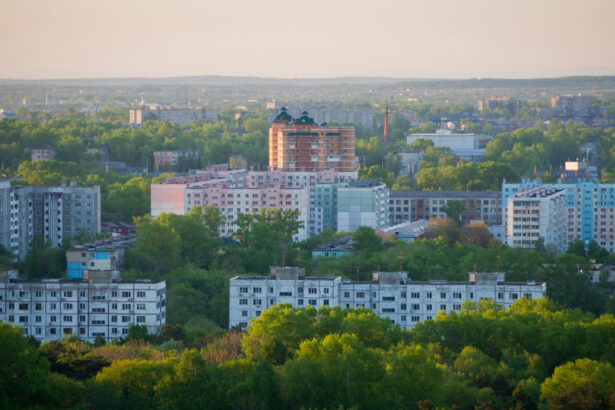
126,217 -> 181,274
541,359 -> 615,409
442,200 -> 466,226
352,226 -> 384,255
459,221 -> 491,248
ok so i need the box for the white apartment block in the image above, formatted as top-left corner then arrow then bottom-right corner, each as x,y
505,187 -> 567,253
0,180 -> 101,261
129,106 -> 220,126
0,270 -> 166,343
229,268 -> 546,330
337,180 -> 389,232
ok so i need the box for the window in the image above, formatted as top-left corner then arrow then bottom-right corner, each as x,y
63,303 -> 73,310
453,304 -> 461,311
344,292 -> 350,298
440,304 -> 446,311
92,307 -> 105,313
453,292 -> 462,299
35,291 -> 42,298
356,292 -> 365,298
308,288 -> 317,294
297,299 -> 304,306
50,328 -> 56,335
63,291 -> 72,298
136,316 -> 146,323
309,299 -> 317,306
50,291 -> 57,298
323,288 -> 329,294
122,304 -> 131,310
401,292 -> 407,298
112,291 -> 118,297
469,292 -> 474,299
253,299 -> 262,305
239,299 -> 248,305
279,291 -> 292,296
35,315 -> 42,323
19,303 -> 28,310
401,303 -> 407,310
63,316 -> 73,322
80,291 -> 86,297
122,316 -> 131,323
137,291 -> 146,298
111,303 -> 117,309
524,293 -> 532,299
269,287 -> 274,293
426,304 -> 432,311
239,287 -> 248,293
19,316 -> 28,323
426,292 -> 432,299
253,287 -> 262,293
122,291 -> 132,298
323,299 -> 329,306
497,292 -> 504,299
382,308 -> 395,313
241,311 -> 248,317
511,293 -> 518,300
411,316 -> 420,322
111,316 -> 117,323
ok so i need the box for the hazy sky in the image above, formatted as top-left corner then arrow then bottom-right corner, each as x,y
1,0 -> 614,79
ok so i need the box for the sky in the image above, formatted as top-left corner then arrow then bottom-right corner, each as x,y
1,0 -> 614,80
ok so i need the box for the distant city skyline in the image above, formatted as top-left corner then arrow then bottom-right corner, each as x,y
1,0 -> 614,80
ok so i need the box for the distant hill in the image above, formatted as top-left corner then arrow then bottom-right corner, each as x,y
1,75 -> 614,90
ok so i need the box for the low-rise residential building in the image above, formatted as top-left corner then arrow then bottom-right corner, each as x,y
505,186 -> 567,253
0,270 -> 166,343
229,268 -> 546,330
153,149 -> 200,171
389,191 -> 502,226
66,235 -> 136,280
101,221 -> 136,237
337,180 -> 389,232
312,236 -> 354,259
31,148 -> 56,162
380,219 -> 427,242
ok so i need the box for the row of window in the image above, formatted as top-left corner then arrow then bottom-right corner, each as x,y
2,315 -> 150,324
1,302 -> 149,311
2,290 -> 148,299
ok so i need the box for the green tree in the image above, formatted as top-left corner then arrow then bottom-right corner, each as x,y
442,199 -> 466,226
541,358 -> 615,409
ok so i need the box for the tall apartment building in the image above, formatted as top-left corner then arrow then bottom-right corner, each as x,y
550,94 -> 591,118
389,191 -> 502,226
407,129 -> 489,162
0,181 -> 101,261
129,106 -> 220,126
337,180 -> 389,232
228,267 -> 546,330
269,109 -> 357,172
266,102 -> 374,129
66,235 -> 135,280
503,179 -> 615,252
477,97 -> 515,112
505,187 -> 566,253
151,168 -> 359,239
0,270 -> 166,343
153,149 -> 200,171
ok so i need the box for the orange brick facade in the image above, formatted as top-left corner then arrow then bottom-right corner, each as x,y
269,109 -> 357,172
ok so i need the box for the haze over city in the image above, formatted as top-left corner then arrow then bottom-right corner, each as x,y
1,0 -> 615,79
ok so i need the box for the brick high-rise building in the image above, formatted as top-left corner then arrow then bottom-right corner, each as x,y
269,108 -> 357,172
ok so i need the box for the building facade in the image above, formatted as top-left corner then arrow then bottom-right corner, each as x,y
389,190 -> 502,226
337,180 -> 389,232
129,106 -> 220,126
153,150 -> 200,171
151,168 -> 359,239
66,235 -> 135,280
229,268 -> 546,330
31,149 -> 56,162
502,179 -> 615,252
0,270 -> 166,343
269,109 -> 357,172
0,181 -> 101,261
505,187 -> 567,253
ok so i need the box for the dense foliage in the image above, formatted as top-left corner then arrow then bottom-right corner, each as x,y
3,299 -> 615,409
